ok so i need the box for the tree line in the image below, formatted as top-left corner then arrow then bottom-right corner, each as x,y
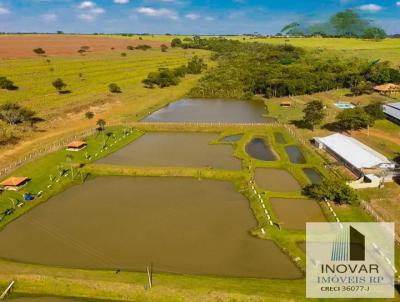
142,56 -> 207,89
169,37 -> 400,100
280,9 -> 387,39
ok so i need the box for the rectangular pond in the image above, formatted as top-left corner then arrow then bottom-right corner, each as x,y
270,198 -> 326,231
273,132 -> 287,144
254,168 -> 301,192
98,133 -> 241,170
303,168 -> 323,185
284,146 -> 306,164
0,177 -> 301,279
142,98 -> 274,123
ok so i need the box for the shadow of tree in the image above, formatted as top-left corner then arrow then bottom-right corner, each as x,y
59,90 -> 72,94
290,119 -> 311,129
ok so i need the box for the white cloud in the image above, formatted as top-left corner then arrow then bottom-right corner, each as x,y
77,1 -> 105,21
185,13 -> 200,20
357,3 -> 383,12
42,13 -> 57,22
78,1 -> 96,9
205,16 -> 215,21
136,7 -> 178,20
396,1 -> 400,6
0,7 -> 10,15
114,0 -> 129,3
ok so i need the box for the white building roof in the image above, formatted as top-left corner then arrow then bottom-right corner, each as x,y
314,133 -> 390,169
383,102 -> 400,121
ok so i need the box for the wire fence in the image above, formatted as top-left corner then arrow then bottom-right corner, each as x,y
0,128 -> 97,179
360,200 -> 400,245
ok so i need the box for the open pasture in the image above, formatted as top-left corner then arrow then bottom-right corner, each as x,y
0,48 -> 209,116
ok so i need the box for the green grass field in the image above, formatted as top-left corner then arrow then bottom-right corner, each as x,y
122,36 -> 400,65
0,48 -> 209,116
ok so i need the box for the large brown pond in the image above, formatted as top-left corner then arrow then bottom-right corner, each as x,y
270,198 -> 326,231
142,98 -> 274,123
98,133 -> 241,170
254,168 -> 301,192
0,177 -> 301,279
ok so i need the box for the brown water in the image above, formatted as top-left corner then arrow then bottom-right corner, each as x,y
0,177 -> 301,279
98,133 -> 241,170
254,168 -> 301,192
142,98 -> 274,123
245,138 -> 277,161
270,198 -> 326,231
285,146 -> 306,164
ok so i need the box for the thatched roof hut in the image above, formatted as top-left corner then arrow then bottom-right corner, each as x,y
374,83 -> 400,95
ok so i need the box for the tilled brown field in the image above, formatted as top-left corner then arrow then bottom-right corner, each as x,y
0,34 -> 167,58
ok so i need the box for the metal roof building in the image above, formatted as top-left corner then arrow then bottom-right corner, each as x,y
383,102 -> 400,124
314,133 -> 391,175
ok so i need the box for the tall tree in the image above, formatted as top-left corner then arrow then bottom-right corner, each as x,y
362,27 -> 387,40
52,78 -> 67,93
335,107 -> 373,130
329,9 -> 369,36
302,100 -> 326,130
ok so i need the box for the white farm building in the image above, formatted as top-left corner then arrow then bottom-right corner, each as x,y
314,133 -> 394,177
383,102 -> 400,124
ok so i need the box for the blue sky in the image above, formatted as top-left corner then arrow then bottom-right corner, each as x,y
0,0 -> 399,34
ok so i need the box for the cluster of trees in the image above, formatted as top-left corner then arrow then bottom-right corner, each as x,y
78,46 -> 90,54
304,178 -> 358,204
332,101 -> 385,131
0,103 -> 37,125
142,56 -> 207,88
177,38 -> 399,100
0,76 -> 18,90
301,99 -> 386,132
109,83 -> 121,93
52,78 -> 68,93
281,9 -> 387,40
33,48 -> 46,55
135,44 -> 152,51
0,120 -> 17,145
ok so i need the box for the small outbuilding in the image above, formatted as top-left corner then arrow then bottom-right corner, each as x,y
383,102 -> 400,124
374,83 -> 400,96
280,101 -> 292,107
66,140 -> 87,151
0,177 -> 30,191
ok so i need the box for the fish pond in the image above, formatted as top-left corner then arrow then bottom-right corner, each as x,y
273,132 -> 287,144
245,138 -> 277,161
142,98 -> 274,123
303,168 -> 323,184
284,146 -> 306,164
98,133 -> 241,170
270,198 -> 326,231
254,168 -> 301,192
0,177 -> 301,279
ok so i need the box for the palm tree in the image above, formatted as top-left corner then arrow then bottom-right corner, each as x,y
96,119 -> 106,131
66,154 -> 74,179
